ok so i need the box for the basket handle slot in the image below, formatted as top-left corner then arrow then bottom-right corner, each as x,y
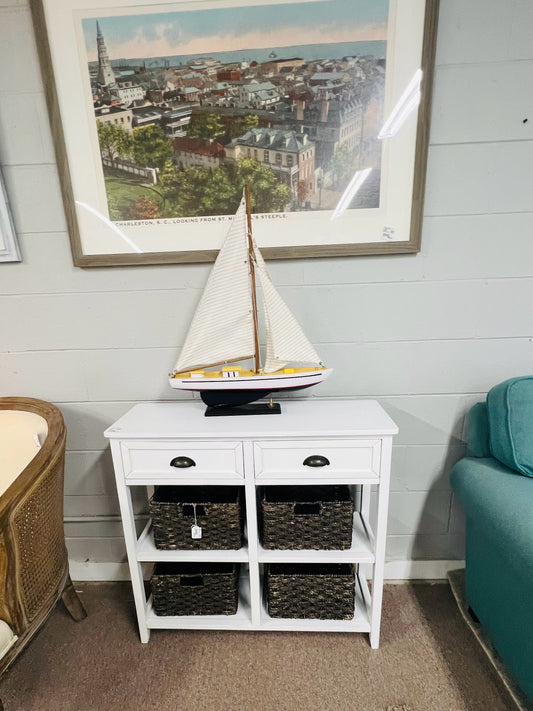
180,575 -> 204,587
182,504 -> 205,517
170,456 -> 196,468
303,455 -> 330,467
294,502 -> 321,515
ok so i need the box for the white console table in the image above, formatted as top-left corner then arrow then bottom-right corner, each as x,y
104,399 -> 398,647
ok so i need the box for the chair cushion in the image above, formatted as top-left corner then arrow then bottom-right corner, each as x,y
0,411 -> 48,496
487,376 -> 533,477
0,620 -> 16,661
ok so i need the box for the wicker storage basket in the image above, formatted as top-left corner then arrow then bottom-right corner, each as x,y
151,562 -> 240,616
260,485 -> 354,550
266,563 -> 355,620
149,486 -> 244,550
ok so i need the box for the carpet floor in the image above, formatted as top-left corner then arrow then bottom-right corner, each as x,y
0,581 -> 517,711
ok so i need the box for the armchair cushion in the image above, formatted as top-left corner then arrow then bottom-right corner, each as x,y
487,376 -> 533,478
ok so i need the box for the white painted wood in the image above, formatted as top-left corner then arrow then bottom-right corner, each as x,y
1,164 -> 66,233
424,141 -> 533,216
380,395 -> 479,446
317,339 -> 533,397
104,400 -> 398,440
384,560 -> 465,581
388,491 -> 453,536
63,494 -> 122,518
2,337 -> 532,404
146,574 -> 253,630
0,7 -> 43,93
0,2 -> 28,10
136,524 -> 249,563
64,450 -> 113,496
109,440 -> 150,643
3,215 -> 533,297
435,0 -> 533,64
57,395 -> 474,451
431,61 -> 533,145
385,534 -> 465,561
257,514 -> 374,564
302,213 -> 533,285
0,92 -> 55,165
369,436 -> 393,648
289,279 -> 533,344
391,444 -> 465,492
120,440 -> 244,480
243,441 -> 261,626
4,276 -> 533,350
67,559 -> 466,582
105,400 -> 397,645
253,439 -> 381,481
259,573 -> 371,633
3,214 -> 533,298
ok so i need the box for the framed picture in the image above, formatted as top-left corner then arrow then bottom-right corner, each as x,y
0,169 -> 21,263
31,0 -> 439,267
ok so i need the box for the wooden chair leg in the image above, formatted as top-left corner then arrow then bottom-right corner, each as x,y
61,575 -> 87,621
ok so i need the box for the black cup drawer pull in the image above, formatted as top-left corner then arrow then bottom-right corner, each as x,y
303,455 -> 330,467
170,456 -> 196,468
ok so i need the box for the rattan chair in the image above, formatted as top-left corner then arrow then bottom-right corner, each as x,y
0,397 -> 86,678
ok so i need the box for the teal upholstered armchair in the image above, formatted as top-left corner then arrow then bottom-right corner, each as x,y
451,376 -> 533,703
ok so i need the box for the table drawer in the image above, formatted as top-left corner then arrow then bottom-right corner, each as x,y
253,439 -> 381,481
121,440 -> 244,480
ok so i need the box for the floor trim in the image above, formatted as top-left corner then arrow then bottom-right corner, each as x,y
69,559 -> 466,582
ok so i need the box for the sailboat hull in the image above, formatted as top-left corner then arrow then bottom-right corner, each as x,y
169,368 -> 333,407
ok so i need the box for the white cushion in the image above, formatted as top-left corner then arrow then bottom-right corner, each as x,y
0,620 -> 16,660
0,411 -> 48,497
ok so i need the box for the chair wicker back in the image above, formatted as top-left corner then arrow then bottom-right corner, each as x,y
0,397 -> 72,674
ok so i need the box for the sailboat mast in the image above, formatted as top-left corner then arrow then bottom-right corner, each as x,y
245,184 -> 260,373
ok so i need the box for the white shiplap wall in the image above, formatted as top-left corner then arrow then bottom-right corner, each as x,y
0,0 -> 532,578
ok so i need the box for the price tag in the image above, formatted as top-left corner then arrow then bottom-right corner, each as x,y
191,525 -> 202,539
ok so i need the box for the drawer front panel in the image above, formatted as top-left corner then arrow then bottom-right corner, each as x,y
121,440 -> 244,480
254,439 -> 381,480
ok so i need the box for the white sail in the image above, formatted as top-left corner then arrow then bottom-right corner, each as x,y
173,197 -> 255,373
253,242 -> 323,373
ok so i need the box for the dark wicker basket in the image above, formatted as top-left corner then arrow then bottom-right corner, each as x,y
149,486 -> 244,550
151,562 -> 240,616
260,485 -> 354,550
266,563 -> 355,620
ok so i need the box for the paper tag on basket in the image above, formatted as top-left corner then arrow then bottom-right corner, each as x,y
191,525 -> 202,539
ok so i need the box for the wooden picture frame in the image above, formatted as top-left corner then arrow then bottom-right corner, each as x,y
31,0 -> 439,267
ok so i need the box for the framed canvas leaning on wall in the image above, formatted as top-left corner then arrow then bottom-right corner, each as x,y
31,0 -> 439,267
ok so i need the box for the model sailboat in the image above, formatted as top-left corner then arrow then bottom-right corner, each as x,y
169,186 -> 332,411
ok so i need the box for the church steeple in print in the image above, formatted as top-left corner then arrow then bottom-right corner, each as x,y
96,21 -> 116,88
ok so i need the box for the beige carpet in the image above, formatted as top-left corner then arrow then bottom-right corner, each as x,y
0,582 -> 518,711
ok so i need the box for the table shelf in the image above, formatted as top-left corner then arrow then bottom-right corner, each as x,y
136,520 -> 249,563
257,513 -> 375,564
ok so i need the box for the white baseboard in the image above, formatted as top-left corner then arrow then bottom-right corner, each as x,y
69,561 -> 132,582
384,559 -> 465,581
69,559 -> 465,583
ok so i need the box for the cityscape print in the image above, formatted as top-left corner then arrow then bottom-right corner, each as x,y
83,0 -> 388,221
